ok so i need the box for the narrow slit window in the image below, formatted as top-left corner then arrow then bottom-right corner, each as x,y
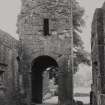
43,19 -> 49,36
0,71 -> 4,83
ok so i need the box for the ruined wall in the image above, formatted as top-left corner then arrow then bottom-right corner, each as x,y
91,5 -> 105,105
17,0 -> 73,105
0,29 -> 19,105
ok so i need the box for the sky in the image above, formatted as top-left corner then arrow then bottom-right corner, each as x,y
78,0 -> 105,52
0,0 -> 105,52
0,0 -> 21,39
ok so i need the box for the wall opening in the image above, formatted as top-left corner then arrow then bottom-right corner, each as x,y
43,19 -> 50,36
31,55 -> 58,104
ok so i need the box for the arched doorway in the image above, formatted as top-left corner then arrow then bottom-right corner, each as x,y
31,55 -> 58,104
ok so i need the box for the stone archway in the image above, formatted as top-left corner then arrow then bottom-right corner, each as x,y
31,55 -> 58,104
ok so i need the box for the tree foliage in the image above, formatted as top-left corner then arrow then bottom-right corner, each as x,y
72,0 -> 91,73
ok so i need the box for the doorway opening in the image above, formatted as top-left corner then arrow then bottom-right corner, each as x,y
31,55 -> 58,104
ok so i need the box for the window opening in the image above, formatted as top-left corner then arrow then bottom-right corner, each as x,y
43,19 -> 49,36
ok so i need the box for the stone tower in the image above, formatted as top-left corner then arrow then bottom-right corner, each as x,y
17,0 -> 73,105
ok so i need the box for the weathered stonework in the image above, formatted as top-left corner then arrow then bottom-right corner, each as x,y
0,29 -> 18,105
0,0 -> 73,105
91,3 -> 105,105
17,0 -> 73,105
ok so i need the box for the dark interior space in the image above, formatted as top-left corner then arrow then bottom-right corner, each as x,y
31,55 -> 58,104
43,19 -> 49,36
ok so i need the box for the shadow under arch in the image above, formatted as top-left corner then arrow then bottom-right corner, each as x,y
31,55 -> 58,104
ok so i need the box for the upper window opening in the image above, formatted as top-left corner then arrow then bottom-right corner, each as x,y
93,61 -> 98,66
43,19 -> 50,36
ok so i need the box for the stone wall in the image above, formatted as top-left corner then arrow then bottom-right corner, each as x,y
91,4 -> 105,105
17,0 -> 73,105
0,29 -> 19,105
